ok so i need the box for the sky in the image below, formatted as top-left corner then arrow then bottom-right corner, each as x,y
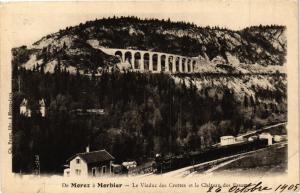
2,0 -> 295,47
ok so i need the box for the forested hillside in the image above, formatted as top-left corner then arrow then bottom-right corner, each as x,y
12,67 -> 286,173
11,17 -> 287,174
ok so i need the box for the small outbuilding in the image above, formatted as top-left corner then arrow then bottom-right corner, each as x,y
122,161 -> 137,170
259,133 -> 273,145
220,136 -> 235,146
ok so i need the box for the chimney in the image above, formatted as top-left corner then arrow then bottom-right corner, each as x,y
86,146 -> 90,153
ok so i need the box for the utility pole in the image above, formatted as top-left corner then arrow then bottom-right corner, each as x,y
34,155 -> 40,176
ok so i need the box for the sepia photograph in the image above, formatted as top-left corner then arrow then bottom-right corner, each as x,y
11,15 -> 288,178
0,1 -> 299,193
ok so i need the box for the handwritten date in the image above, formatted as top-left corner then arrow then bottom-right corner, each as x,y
207,182 -> 299,193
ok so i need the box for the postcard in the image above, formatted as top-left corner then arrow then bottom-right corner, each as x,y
0,1 -> 299,192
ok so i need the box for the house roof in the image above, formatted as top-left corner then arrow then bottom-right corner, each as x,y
39,99 -> 45,106
67,149 -> 114,164
221,136 -> 235,139
20,98 -> 28,106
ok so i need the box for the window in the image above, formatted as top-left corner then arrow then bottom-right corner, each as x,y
92,168 -> 96,177
76,158 -> 80,164
75,169 -> 81,176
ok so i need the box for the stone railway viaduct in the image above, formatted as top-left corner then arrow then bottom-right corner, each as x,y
99,47 -> 199,73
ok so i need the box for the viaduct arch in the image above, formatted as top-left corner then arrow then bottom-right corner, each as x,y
99,47 -> 198,73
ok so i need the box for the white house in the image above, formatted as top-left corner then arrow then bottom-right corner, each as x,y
64,148 -> 115,177
274,135 -> 287,142
39,99 -> 46,117
20,98 -> 46,117
20,98 -> 31,117
220,136 -> 235,146
259,133 -> 273,145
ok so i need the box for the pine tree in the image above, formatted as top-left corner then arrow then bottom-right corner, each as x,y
244,95 -> 248,107
250,95 -> 255,106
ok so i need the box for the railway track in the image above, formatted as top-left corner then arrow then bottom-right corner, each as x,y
161,142 -> 287,178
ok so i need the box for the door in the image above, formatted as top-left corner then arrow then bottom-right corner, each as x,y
102,166 -> 106,174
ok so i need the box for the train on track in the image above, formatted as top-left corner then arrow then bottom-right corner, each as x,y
153,138 -> 269,174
